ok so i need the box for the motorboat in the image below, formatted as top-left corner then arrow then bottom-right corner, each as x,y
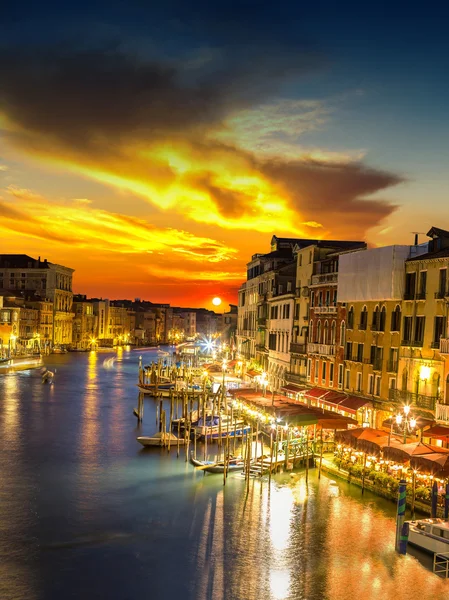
189,452 -> 246,474
136,382 -> 176,396
192,415 -> 251,440
407,519 -> 449,554
137,432 -> 186,447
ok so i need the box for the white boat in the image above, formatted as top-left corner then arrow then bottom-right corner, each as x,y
407,519 -> 449,554
137,432 -> 186,447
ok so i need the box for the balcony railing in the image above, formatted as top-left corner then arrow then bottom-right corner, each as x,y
311,272 -> 338,286
313,306 -> 337,314
290,342 -> 307,354
401,339 -> 423,347
308,342 -> 336,356
440,338 -> 449,355
285,372 -> 307,385
436,403 -> 449,423
389,388 -> 438,412
416,292 -> 426,300
255,344 -> 267,352
372,359 -> 383,371
435,291 -> 448,299
404,292 -> 415,300
386,360 -> 398,372
358,322 -> 367,331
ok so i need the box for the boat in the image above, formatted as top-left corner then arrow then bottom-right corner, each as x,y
189,452 -> 246,474
136,382 -> 176,396
42,369 -> 55,384
192,415 -> 251,440
407,519 -> 449,554
137,432 -> 186,447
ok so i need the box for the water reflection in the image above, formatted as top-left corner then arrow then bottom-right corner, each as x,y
0,352 -> 448,600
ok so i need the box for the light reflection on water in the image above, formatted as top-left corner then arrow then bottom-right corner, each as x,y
0,350 -> 448,600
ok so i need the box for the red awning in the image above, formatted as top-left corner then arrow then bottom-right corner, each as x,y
304,387 -> 329,399
245,369 -> 261,378
423,425 -> 449,442
281,383 -> 307,393
338,395 -> 371,413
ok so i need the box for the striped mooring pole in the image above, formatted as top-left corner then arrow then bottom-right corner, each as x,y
445,483 -> 449,520
395,479 -> 407,552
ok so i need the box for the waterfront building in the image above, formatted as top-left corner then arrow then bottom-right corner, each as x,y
337,243 -> 429,426
399,227 -> 449,423
267,288 -> 295,390
0,254 -> 74,347
72,297 -> 96,349
220,304 -> 238,344
289,240 -> 366,393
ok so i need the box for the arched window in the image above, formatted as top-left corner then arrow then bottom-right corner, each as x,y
380,306 -> 386,332
324,320 -> 329,344
309,320 -> 313,342
391,305 -> 401,332
340,321 -> 346,347
372,306 -> 380,331
331,321 -> 336,345
360,306 -> 368,330
347,306 -> 354,329
317,321 -> 322,344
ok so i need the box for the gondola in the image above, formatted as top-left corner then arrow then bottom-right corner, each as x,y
189,451 -> 246,474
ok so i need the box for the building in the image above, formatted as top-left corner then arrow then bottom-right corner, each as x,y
72,297 -> 96,349
399,227 -> 449,421
337,243 -> 429,426
267,290 -> 295,390
0,255 -> 74,347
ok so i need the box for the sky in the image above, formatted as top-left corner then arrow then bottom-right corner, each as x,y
1,2 -> 449,309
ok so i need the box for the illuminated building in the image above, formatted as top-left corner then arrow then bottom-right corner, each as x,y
0,254 -> 74,347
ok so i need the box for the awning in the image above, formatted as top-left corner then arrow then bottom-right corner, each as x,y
281,383 -> 308,394
304,387 -> 328,399
423,425 -> 449,443
338,395 -> 371,413
245,369 -> 261,378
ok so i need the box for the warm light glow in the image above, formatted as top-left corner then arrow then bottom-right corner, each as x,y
212,297 -> 222,306
420,365 -> 431,380
410,418 -> 417,429
403,404 -> 410,416
395,414 -> 403,425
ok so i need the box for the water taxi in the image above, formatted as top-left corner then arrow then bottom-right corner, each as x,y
407,519 -> 449,554
192,415 -> 250,440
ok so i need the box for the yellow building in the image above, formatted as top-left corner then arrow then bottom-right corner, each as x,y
399,227 -> 449,419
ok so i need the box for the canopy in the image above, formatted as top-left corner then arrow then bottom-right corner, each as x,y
335,427 -> 394,456
423,425 -> 449,443
410,452 -> 449,476
383,441 -> 449,463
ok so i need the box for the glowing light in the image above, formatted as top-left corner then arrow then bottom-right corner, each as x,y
403,404 -> 410,416
410,418 -> 417,429
212,297 -> 222,306
395,414 -> 403,425
420,365 -> 431,380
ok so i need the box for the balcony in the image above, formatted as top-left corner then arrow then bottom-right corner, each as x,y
416,292 -> 426,300
290,342 -> 307,354
401,339 -> 423,347
436,403 -> 449,423
388,388 -> 438,412
255,344 -> 267,353
257,316 -> 267,326
372,359 -> 383,371
308,342 -> 336,356
435,291 -> 448,300
440,338 -> 449,354
285,372 -> 307,385
311,272 -> 338,286
313,306 -> 337,314
358,322 -> 367,331
386,360 -> 398,372
404,292 -> 415,300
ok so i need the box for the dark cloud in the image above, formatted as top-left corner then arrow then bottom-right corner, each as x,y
261,159 -> 401,236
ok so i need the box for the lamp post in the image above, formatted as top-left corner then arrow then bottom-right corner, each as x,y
261,371 -> 268,397
394,405 -> 417,444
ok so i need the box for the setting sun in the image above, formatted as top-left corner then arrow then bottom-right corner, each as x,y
212,297 -> 222,306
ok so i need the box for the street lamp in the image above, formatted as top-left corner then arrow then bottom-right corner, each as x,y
261,371 -> 268,397
394,405 -> 417,444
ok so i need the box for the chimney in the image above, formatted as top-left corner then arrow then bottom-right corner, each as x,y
414,233 -> 419,246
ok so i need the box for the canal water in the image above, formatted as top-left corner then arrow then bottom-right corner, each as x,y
1,347 -> 449,600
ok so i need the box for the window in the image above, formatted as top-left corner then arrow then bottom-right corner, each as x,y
309,251 -> 312,264
379,306 -> 386,332
345,341 -> 353,361
322,362 -> 327,384
299,255 -> 302,267
347,306 -> 354,329
333,290 -> 337,305
356,372 -> 362,392
405,272 -> 416,299
389,377 -> 397,390
317,321 -> 322,344
357,343 -> 364,362
414,316 -> 425,345
345,369 -> 350,389
323,321 -> 329,344
419,271 -> 427,298
360,306 -> 368,330
370,345 -> 376,365
372,306 -> 380,331
403,316 -> 413,343
318,292 -> 323,307
315,360 -> 319,383
391,305 -> 401,332
330,321 -> 336,344
295,303 -> 300,319
338,364 -> 344,389
433,316 -> 446,347
368,374 -> 374,395
285,304 -> 290,319
329,363 -> 334,386
439,269 -> 447,297
268,333 -> 277,350
340,322 -> 345,347
374,375 -> 381,397
307,358 -> 312,381
325,291 -> 330,306
311,292 -> 315,307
